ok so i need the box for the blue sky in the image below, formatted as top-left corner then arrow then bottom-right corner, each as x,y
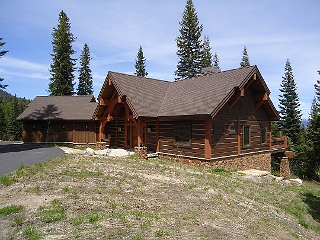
0,0 -> 319,118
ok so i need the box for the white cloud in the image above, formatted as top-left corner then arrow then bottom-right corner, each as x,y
0,57 -> 49,72
0,68 -> 49,80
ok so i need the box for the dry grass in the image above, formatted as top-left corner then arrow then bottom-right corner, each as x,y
0,154 -> 319,239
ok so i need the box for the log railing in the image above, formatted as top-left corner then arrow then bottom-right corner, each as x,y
271,136 -> 287,149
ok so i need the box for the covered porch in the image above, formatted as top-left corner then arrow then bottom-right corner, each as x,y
94,77 -> 154,150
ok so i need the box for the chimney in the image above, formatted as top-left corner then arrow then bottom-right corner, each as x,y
201,67 -> 221,74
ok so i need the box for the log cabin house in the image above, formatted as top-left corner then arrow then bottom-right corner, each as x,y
18,65 -> 291,173
17,95 -> 98,144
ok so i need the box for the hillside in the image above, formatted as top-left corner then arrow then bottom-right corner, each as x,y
0,154 -> 319,239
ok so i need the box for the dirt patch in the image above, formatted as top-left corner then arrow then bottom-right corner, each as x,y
0,155 -> 319,239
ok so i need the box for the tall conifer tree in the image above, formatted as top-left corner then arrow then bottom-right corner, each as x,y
134,46 -> 148,77
315,70 -> 320,103
175,0 -> 203,80
213,52 -> 220,70
0,38 -> 8,89
240,45 -> 250,68
201,36 -> 212,68
49,10 -> 76,96
278,59 -> 302,146
77,43 -> 93,95
307,71 -> 320,180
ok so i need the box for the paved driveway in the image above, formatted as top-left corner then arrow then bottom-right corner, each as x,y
0,142 -> 65,175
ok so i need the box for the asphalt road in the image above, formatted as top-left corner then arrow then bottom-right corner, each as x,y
0,142 -> 65,175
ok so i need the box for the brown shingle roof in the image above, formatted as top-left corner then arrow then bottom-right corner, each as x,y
17,95 -> 97,121
100,65 -> 277,118
158,66 -> 256,116
108,72 -> 171,117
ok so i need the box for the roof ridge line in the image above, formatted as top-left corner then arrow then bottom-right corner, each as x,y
109,71 -> 172,83
173,65 -> 256,83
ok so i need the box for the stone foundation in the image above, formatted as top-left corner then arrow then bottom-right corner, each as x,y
96,142 -> 107,150
159,152 -> 271,172
134,146 -> 148,159
280,157 -> 290,179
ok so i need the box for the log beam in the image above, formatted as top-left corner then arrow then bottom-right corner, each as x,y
244,73 -> 257,90
230,88 -> 245,108
269,120 -> 272,150
205,117 -> 212,159
137,118 -> 142,147
255,92 -> 268,109
99,98 -> 109,106
254,92 -> 268,101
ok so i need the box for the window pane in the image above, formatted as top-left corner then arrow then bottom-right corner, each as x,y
174,124 -> 191,146
244,126 -> 250,146
261,126 -> 267,144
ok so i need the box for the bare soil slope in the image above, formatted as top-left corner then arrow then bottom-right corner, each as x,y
0,155 -> 319,239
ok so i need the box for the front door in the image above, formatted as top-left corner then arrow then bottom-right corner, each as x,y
125,123 -> 136,149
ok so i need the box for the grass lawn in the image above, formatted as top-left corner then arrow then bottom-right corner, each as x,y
0,154 -> 319,239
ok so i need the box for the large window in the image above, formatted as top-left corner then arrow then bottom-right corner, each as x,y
174,124 -> 191,146
243,125 -> 251,147
261,126 -> 267,144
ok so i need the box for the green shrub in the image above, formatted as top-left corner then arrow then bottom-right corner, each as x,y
0,204 -> 23,216
208,168 -> 231,175
39,199 -> 66,223
0,175 -> 16,186
24,225 -> 42,240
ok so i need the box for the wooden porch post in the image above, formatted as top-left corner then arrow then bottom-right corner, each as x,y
237,118 -> 241,154
156,118 -> 160,152
205,117 -> 212,159
137,118 -> 142,147
269,120 -> 272,150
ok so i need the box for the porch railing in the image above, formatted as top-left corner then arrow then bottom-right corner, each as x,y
271,136 -> 287,149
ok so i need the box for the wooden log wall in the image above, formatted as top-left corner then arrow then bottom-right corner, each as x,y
146,118 -> 157,151
158,120 -> 205,158
212,87 -> 270,158
109,119 -> 125,147
23,121 -> 97,143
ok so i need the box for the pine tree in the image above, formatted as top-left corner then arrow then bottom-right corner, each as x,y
0,38 -> 9,89
134,46 -> 148,77
315,70 -> 320,103
278,59 -> 302,147
49,10 -> 76,96
175,0 -> 203,80
0,100 -> 6,139
6,95 -> 22,140
77,43 -> 93,95
240,45 -> 250,68
306,71 -> 320,180
213,52 -> 220,70
201,36 -> 212,68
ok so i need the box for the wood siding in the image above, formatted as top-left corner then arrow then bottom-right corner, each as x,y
211,87 -> 270,158
109,119 -> 125,147
23,121 -> 97,143
158,120 -> 205,158
146,118 -> 157,151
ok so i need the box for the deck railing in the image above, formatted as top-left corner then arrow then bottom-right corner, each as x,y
271,136 -> 287,149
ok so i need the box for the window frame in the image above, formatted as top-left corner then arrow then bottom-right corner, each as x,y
229,122 -> 237,134
243,125 -> 251,147
261,125 -> 267,145
173,123 -> 191,147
